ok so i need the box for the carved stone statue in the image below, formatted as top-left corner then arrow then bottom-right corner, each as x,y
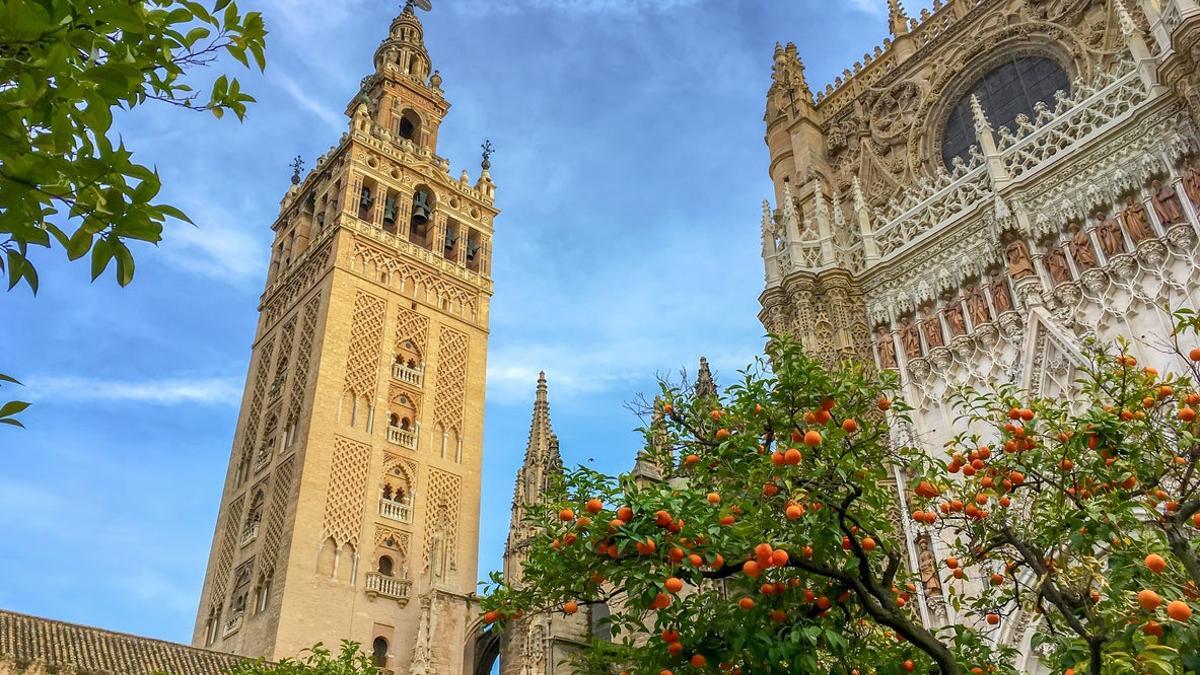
1095,212 -> 1125,257
962,286 -> 987,327
876,327 -> 897,370
899,317 -> 921,359
922,316 -> 945,349
1044,246 -> 1071,285
1069,225 -> 1097,270
1184,162 -> 1200,207
990,277 -> 1014,314
1005,240 -> 1035,279
945,301 -> 967,337
1151,179 -> 1185,225
1122,195 -> 1155,242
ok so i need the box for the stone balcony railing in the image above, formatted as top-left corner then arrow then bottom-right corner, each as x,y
222,613 -> 244,638
379,498 -> 413,524
392,363 -> 423,386
365,573 -> 411,605
240,523 -> 259,547
386,425 -> 418,449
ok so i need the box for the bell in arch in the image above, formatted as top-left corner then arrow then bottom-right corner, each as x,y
383,195 -> 397,223
411,190 -> 433,225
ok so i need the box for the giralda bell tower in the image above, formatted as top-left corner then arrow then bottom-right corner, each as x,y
192,3 -> 496,672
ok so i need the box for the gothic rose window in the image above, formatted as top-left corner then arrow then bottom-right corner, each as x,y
940,56 -> 1069,168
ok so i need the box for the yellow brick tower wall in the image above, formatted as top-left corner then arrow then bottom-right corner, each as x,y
191,7 -> 497,673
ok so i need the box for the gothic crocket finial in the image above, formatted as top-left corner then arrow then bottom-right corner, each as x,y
695,357 -> 717,400
887,0 -> 910,37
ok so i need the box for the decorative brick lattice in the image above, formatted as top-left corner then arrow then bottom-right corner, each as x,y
343,292 -> 386,399
261,456 -> 296,566
285,294 -> 322,444
383,453 -> 418,489
211,495 -> 246,603
238,338 -> 276,468
321,436 -> 371,547
394,306 -> 430,359
421,468 -> 461,570
263,235 -> 333,328
267,317 -> 298,403
432,327 -> 468,432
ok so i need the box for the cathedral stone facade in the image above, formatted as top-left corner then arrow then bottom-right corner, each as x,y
191,4 -> 497,673
758,0 -> 1200,670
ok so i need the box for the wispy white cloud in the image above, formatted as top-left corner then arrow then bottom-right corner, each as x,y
160,216 -> 267,284
273,68 -> 348,136
451,0 -> 702,16
24,375 -> 242,406
847,0 -> 884,14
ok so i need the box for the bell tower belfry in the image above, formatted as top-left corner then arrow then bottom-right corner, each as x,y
192,4 -> 496,673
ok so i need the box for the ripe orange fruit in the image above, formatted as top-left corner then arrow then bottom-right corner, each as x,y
861,537 -> 877,552
662,403 -> 674,415
483,611 -> 499,624
688,554 -> 702,567
1182,407 -> 1198,421
661,629 -> 679,643
1143,620 -> 1164,636
743,560 -> 762,578
719,515 -> 735,526
842,418 -> 858,433
771,549 -> 789,566
559,508 -> 575,521
877,397 -> 892,411
804,430 -> 822,446
786,504 -> 805,520
986,613 -> 1000,625
1146,554 -> 1167,574
1190,348 -> 1200,362
585,498 -> 603,514
1009,471 -> 1025,485
707,492 -> 721,504
784,448 -> 803,464
816,596 -> 831,610
739,596 -> 755,610
902,660 -> 915,672
1167,600 -> 1192,621
946,557 -> 959,569
710,409 -> 723,421
768,609 -> 786,623
763,482 -> 779,497
716,428 -> 732,440
667,642 -> 683,656
1138,589 -> 1163,611
651,593 -> 671,609
770,451 -> 785,466
690,655 -> 707,668
1060,458 -> 1073,471
617,506 -> 633,522
990,573 -> 1004,586
563,601 -> 579,615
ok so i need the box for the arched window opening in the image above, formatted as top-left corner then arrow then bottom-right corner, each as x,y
359,179 -> 377,221
444,220 -> 460,261
378,555 -> 394,577
941,56 -> 1069,168
254,569 -> 273,614
398,110 -> 421,142
382,188 -> 400,235
372,637 -> 389,668
204,605 -> 222,646
338,542 -> 356,583
318,537 -> 337,577
244,489 -> 265,541
231,561 -> 254,615
465,229 -> 483,273
408,188 -> 435,249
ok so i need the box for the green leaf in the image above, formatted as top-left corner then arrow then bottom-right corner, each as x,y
66,228 -> 93,260
0,401 -> 31,418
113,241 -> 135,286
91,237 -> 115,281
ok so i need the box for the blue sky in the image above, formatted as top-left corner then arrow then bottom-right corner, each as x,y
0,0 -> 933,646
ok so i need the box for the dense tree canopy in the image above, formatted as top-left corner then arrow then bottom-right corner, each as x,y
0,0 -> 267,426
481,325 -> 1200,675
227,641 -> 379,675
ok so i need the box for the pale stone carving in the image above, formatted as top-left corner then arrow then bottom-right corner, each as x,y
990,277 -> 1014,314
1044,246 -> 1071,286
922,316 -> 944,349
1184,163 -> 1200,207
965,286 -> 990,327
899,317 -> 921,358
877,327 -> 898,369
946,301 -> 967,336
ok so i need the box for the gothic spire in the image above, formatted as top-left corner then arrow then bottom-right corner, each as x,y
888,0 -> 910,37
633,397 -> 668,483
694,357 -> 717,400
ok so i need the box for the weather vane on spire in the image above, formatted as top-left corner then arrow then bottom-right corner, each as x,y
481,139 -> 494,171
289,156 -> 304,185
404,0 -> 432,11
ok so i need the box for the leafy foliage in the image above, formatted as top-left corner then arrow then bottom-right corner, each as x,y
0,0 -> 267,428
482,328 -> 1200,674
226,642 -> 379,675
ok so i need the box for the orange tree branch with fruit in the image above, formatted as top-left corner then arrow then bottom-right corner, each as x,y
907,312 -> 1200,675
480,336 -> 1007,675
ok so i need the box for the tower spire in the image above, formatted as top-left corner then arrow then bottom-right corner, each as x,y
888,0 -> 910,36
694,357 -> 717,400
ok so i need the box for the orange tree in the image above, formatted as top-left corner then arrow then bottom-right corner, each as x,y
913,314 -> 1200,675
480,336 -> 1006,675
